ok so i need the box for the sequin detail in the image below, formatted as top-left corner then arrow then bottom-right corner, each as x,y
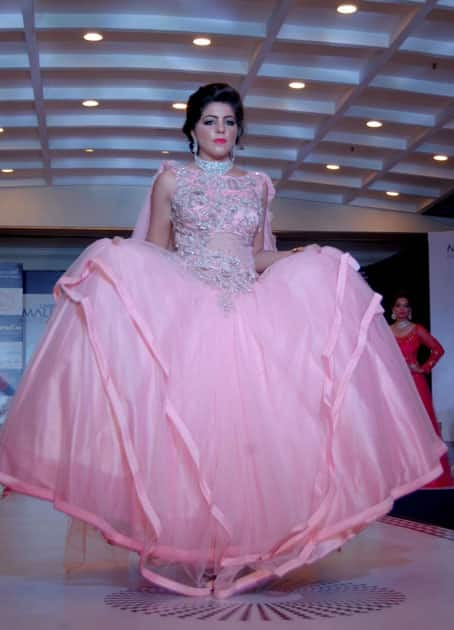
170,166 -> 265,309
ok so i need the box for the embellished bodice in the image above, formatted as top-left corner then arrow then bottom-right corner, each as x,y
396,328 -> 423,366
169,164 -> 266,306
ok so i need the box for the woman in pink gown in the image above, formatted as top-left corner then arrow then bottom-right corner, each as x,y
391,295 -> 453,488
0,84 -> 447,598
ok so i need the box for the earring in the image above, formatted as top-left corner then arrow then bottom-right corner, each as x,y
229,144 -> 236,162
191,137 -> 198,156
408,310 -> 412,321
391,312 -> 397,320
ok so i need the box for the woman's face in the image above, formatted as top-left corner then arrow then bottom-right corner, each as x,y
193,102 -> 238,161
393,297 -> 411,320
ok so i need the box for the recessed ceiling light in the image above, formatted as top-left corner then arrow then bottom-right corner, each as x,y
0,127 -> 4,133
82,99 -> 99,107
386,191 -> 400,197
366,120 -> 383,128
326,164 -> 340,170
289,81 -> 306,89
1,168 -> 14,173
83,32 -> 103,42
161,150 -> 170,155
433,154 -> 448,162
84,148 -> 95,153
337,4 -> 358,14
172,102 -> 187,110
193,37 -> 211,46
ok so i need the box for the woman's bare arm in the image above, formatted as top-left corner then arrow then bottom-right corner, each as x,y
253,184 -> 302,273
146,169 -> 177,248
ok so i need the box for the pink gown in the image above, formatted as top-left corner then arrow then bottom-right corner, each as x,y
0,162 -> 447,598
394,324 -> 453,488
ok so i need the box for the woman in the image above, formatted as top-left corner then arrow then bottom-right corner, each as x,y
391,294 -> 452,487
0,84 -> 447,598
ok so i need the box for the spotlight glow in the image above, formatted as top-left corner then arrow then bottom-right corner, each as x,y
433,154 -> 448,162
1,168 -> 14,173
82,99 -> 99,107
83,32 -> 103,42
326,164 -> 340,170
0,128 -> 4,133
366,120 -> 383,128
84,148 -> 95,153
386,191 -> 400,197
337,4 -> 358,14
193,37 -> 211,46
289,81 -> 306,89
172,102 -> 187,110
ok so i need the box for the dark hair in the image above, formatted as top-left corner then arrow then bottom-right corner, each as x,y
391,291 -> 413,308
182,83 -> 244,153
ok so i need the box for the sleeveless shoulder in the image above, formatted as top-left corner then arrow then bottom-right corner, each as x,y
252,171 -> 275,208
160,160 -> 179,174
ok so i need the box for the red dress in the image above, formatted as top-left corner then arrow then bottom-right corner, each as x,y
395,324 -> 453,488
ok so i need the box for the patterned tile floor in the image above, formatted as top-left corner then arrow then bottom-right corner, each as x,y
0,494 -> 452,630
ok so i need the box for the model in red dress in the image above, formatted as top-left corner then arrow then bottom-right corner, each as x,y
391,296 -> 453,488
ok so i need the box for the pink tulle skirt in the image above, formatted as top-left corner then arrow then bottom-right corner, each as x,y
0,238 -> 446,597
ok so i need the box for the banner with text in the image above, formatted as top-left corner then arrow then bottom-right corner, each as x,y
0,263 -> 23,424
428,231 -> 454,440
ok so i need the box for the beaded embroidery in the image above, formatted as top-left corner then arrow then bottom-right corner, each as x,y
170,166 -> 264,309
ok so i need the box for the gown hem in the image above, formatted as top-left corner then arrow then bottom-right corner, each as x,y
0,459 -> 444,598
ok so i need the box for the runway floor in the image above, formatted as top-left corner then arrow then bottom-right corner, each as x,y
1,493 -> 453,630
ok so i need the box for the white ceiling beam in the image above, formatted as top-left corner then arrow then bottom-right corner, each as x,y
0,138 -> 41,150
46,114 -> 184,129
49,137 -> 185,151
391,162 -> 454,181
0,112 -> 38,126
290,170 -> 363,189
278,0 -> 439,187
0,86 -> 34,99
279,188 -> 345,204
369,180 -> 442,198
43,86 -> 191,102
0,177 -> 46,187
0,15 -> 23,29
401,37 -> 454,57
38,53 -> 247,75
346,105 -> 435,127
35,13 -> 265,38
418,140 -> 454,153
277,24 -> 388,48
305,153 -> 383,171
258,62 -> 359,86
324,131 -> 407,151
239,0 -> 295,98
371,74 -> 454,98
246,122 -> 314,140
350,195 -> 423,213
245,93 -> 333,115
21,0 -> 51,185
0,52 -> 30,67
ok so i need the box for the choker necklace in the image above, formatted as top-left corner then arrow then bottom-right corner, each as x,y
396,320 -> 411,329
194,155 -> 233,176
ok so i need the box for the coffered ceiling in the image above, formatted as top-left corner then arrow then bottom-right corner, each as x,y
1,0 -> 453,217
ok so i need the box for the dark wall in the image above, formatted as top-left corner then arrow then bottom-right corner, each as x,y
362,234 -> 430,327
277,231 -> 430,328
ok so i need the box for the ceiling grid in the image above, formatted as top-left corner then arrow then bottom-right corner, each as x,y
0,0 -> 452,216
